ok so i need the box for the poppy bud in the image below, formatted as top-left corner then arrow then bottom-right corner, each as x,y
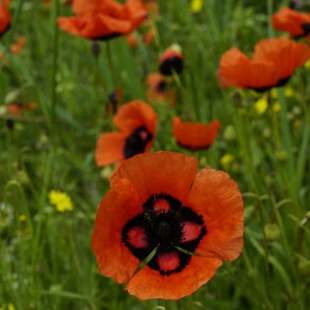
223,125 -> 236,142
298,260 -> 310,277
6,118 -> 14,130
264,223 -> 281,240
275,149 -> 287,162
159,44 -> 183,76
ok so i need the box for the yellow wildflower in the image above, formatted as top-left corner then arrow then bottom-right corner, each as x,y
271,88 -> 278,98
191,0 -> 203,13
272,102 -> 281,112
19,214 -> 26,221
254,96 -> 268,114
0,303 -> 15,310
220,153 -> 235,170
305,59 -> 310,69
48,190 -> 73,212
284,87 -> 294,98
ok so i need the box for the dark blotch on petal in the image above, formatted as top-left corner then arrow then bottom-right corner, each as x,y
123,126 -> 152,159
122,213 -> 154,262
159,56 -> 183,76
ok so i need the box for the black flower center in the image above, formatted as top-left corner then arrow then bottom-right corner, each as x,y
143,210 -> 184,249
156,80 -> 167,93
121,193 -> 207,276
123,126 -> 152,159
159,56 -> 183,76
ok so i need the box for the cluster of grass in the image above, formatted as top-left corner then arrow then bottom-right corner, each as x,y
1,0 -> 310,309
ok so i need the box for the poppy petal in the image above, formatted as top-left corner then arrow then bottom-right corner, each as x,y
113,99 -> 157,135
173,117 -> 221,150
110,151 -> 198,204
95,132 -> 125,166
91,178 -> 142,283
218,47 -> 278,89
272,7 -> 310,38
0,0 -> 11,36
126,256 -> 222,300
254,37 -> 310,82
185,169 -> 244,261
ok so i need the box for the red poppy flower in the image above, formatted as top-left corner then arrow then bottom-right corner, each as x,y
6,102 -> 37,115
173,117 -> 221,151
95,100 -> 158,167
0,0 -> 11,38
218,37 -> 310,92
272,7 -> 310,39
10,36 -> 26,54
57,0 -> 147,40
146,72 -> 176,106
159,44 -> 183,76
92,151 -> 244,300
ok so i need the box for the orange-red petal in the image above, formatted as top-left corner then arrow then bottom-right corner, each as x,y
110,151 -> 198,205
113,100 -> 157,136
91,178 -> 142,283
95,132 -> 126,166
0,0 -> 10,36
272,7 -> 310,38
173,117 -> 221,150
126,256 -> 222,300
253,37 -> 310,82
185,169 -> 243,261
218,47 -> 278,89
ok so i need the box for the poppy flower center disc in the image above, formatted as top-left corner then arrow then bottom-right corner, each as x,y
122,193 -> 207,276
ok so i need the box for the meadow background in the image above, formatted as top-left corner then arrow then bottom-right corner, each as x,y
1,0 -> 310,309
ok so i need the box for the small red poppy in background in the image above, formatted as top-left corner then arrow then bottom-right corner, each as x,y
0,0 -> 11,38
92,151 -> 244,300
10,36 -> 26,54
6,102 -> 37,115
146,72 -> 176,106
57,0 -> 147,41
272,7 -> 310,39
95,99 -> 157,167
218,37 -> 310,92
159,44 -> 183,76
173,117 -> 221,151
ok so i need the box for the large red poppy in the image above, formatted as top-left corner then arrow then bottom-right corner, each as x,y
0,0 -> 11,38
173,117 -> 221,151
57,0 -> 147,40
92,151 -> 244,300
272,7 -> 310,39
218,37 -> 310,92
95,100 -> 157,167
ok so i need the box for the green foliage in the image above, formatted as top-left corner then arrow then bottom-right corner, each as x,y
1,0 -> 310,309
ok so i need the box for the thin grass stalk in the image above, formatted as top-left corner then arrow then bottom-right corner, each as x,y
277,87 -> 296,199
267,0 -> 274,38
50,0 -> 60,141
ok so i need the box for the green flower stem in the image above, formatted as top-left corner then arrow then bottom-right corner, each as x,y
4,180 -> 33,235
188,294 -> 193,310
267,0 -> 274,38
106,41 -> 118,92
172,69 -> 198,121
243,193 -> 272,298
277,87 -> 295,197
50,0 -> 60,143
